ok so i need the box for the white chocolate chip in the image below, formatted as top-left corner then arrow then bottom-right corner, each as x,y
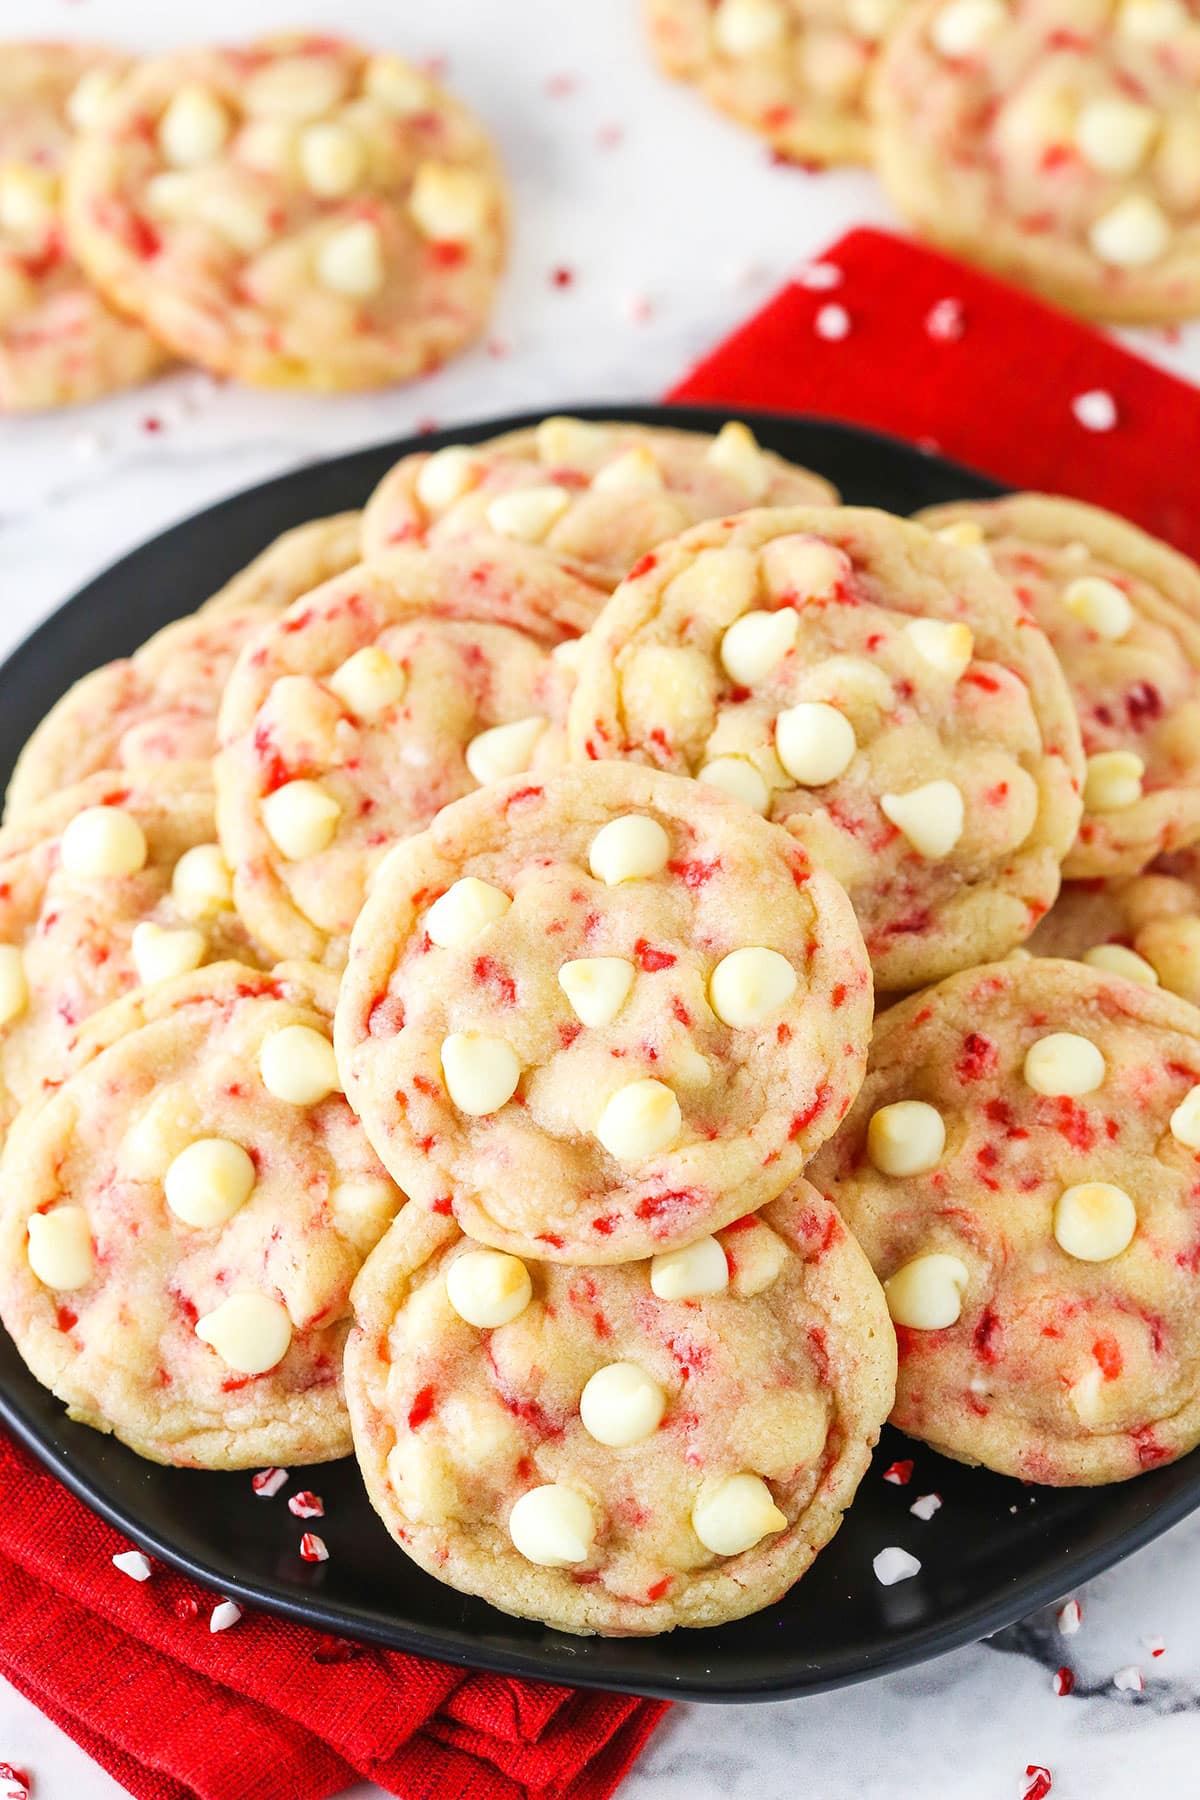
60,806 -> 147,879
445,1248 -> 533,1327
329,1175 -> 398,1252
1083,943 -> 1160,985
935,520 -> 991,564
66,66 -> 123,131
698,756 -> 771,814
235,117 -> 298,178
867,1101 -> 946,1176
930,0 -> 1007,58
261,780 -> 341,860
705,421 -> 770,500
426,877 -> 512,948
328,644 -> 407,716
1084,751 -> 1144,813
260,1024 -> 340,1105
0,945 -> 28,1027
1023,1032 -> 1105,1098
415,445 -> 477,511
1170,1084 -> 1200,1150
775,701 -> 856,785
558,957 -> 635,1028
409,162 -> 490,242
1075,97 -> 1157,177
171,843 -> 233,919
441,1032 -> 521,1115
131,921 -> 206,986
719,608 -> 798,686
0,165 -> 57,237
692,1473 -> 787,1556
316,221 -> 386,298
485,485 -> 570,543
298,120 -> 366,198
760,536 -> 848,604
800,654 -> 895,715
1062,575 -> 1134,641
847,0 -> 903,35
588,815 -> 670,884
534,415 -> 605,464
884,1252 -> 969,1329
164,1138 -> 256,1228
709,946 -> 797,1028
579,1361 -> 666,1447
596,1078 -> 681,1163
158,83 -> 230,168
1117,0 -> 1189,42
1053,1182 -> 1136,1262
713,0 -> 788,56
880,781 -> 964,859
243,56 -> 346,121
27,1207 -> 93,1291
592,446 -> 664,494
363,53 -> 432,114
1089,195 -> 1171,270
650,1235 -> 729,1299
508,1484 -> 595,1567
465,716 -> 547,785
194,1292 -> 293,1374
903,618 -> 974,680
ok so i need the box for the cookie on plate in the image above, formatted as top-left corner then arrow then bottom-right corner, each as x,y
64,36 -> 507,390
0,43 -> 167,410
920,494 -> 1200,879
0,770 -> 257,1130
201,511 -> 362,617
645,0 -> 908,166
346,1181 -> 895,1634
335,764 -> 871,1263
1029,848 -> 1200,1002
215,542 -> 596,966
810,956 -> 1200,1484
0,960 -> 403,1467
568,506 -> 1084,992
873,0 -> 1200,323
359,416 -> 838,589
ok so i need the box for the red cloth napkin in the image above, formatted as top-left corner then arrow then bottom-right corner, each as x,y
670,226 -> 1200,562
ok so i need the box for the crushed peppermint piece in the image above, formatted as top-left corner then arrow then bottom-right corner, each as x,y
173,1595 -> 200,1621
873,1545 -> 921,1586
910,1492 -> 942,1521
1113,1664 -> 1144,1692
883,1460 -> 913,1485
1022,1767 -> 1052,1800
1052,1667 -> 1074,1696
314,1633 -> 364,1663
1057,1599 -> 1082,1635
1072,389 -> 1118,432
0,1766 -> 28,1800
288,1490 -> 324,1519
210,1599 -> 242,1633
815,303 -> 851,341
551,266 -> 574,289
112,1550 -> 152,1582
925,297 -> 966,342
300,1532 -> 329,1564
252,1467 -> 288,1497
797,261 -> 843,291
1142,1635 -> 1166,1658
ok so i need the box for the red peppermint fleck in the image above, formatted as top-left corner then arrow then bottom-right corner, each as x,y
407,1386 -> 437,1430
300,1532 -> 329,1564
550,265 -> 574,289
252,1466 -> 288,1498
956,1033 -> 998,1081
0,1767 -> 29,1800
472,954 -> 517,1005
1052,1667 -> 1074,1697
1022,1766 -> 1052,1800
883,1460 -> 913,1486
634,939 -> 676,972
288,1491 -> 325,1519
645,1575 -> 672,1602
789,1082 -> 832,1139
1092,1335 -> 1123,1381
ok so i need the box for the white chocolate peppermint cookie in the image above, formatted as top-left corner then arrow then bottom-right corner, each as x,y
0,43 -> 167,410
360,416 -> 838,589
0,960 -> 402,1467
335,764 -> 871,1263
874,0 -> 1200,323
64,37 -> 506,390
201,512 -> 362,617
920,495 -> 1200,878
811,956 -> 1200,1484
645,0 -> 908,166
215,542 -> 596,966
568,506 -> 1084,992
345,1180 -> 894,1634
0,770 -> 259,1130
1030,847 -> 1200,1003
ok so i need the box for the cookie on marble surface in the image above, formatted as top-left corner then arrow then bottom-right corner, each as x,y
360,416 -> 838,590
0,43 -> 167,410
919,495 -> 1200,879
215,542 -> 595,967
201,511 -> 362,616
64,36 -> 507,390
335,764 -> 871,1264
811,955 -> 1200,1485
1029,849 -> 1200,1002
0,959 -> 403,1467
645,0 -> 908,166
0,769 -> 258,1132
568,506 -> 1084,993
873,0 -> 1200,323
346,1180 -> 895,1634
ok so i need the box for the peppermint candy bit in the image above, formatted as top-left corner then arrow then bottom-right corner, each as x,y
873,1545 -> 920,1586
925,297 -> 966,342
252,1466 -> 288,1497
1057,1598 -> 1082,1635
1113,1664 -> 1144,1692
112,1549 -> 152,1582
1052,1667 -> 1074,1697
174,1595 -> 200,1621
1072,389 -> 1118,433
910,1492 -> 942,1521
815,303 -> 851,341
882,1459 -> 913,1486
0,1765 -> 29,1800
288,1490 -> 324,1519
300,1532 -> 329,1564
1022,1767 -> 1052,1800
1142,1635 -> 1166,1658
210,1599 -> 242,1633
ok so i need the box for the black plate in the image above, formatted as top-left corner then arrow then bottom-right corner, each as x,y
2,405 -> 1198,1704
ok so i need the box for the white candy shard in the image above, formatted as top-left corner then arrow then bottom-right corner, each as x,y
775,701 -> 856,785
210,1598 -> 242,1632
1113,1664 -> 1145,1692
720,608 -> 798,686
1053,1182 -> 1137,1262
596,1078 -> 681,1162
1023,1033 -> 1106,1098
195,1292 -> 293,1374
873,1546 -> 921,1586
252,1466 -> 288,1497
165,1138 -> 256,1228
112,1550 -> 152,1582
1062,575 -> 1134,641
508,1484 -> 595,1566
426,877 -> 512,948
485,486 -> 570,543
0,944 -> 28,1026
262,780 -> 341,859
868,1101 -> 946,1177
171,843 -> 233,918
709,946 -> 797,1027
692,1473 -> 787,1556
903,618 -> 974,680
579,1361 -> 666,1447
317,221 -> 386,298
588,815 -> 670,884
1089,195 -> 1171,269
880,781 -> 964,858
1084,751 -> 1144,813
60,806 -> 148,878
884,1253 -> 969,1329
558,956 -> 635,1028
446,1248 -> 533,1328
260,1024 -> 341,1105
441,1032 -> 521,1114
650,1235 -> 729,1300
131,921 -> 206,986
328,645 -> 406,716
465,716 -> 546,785
27,1206 -> 93,1291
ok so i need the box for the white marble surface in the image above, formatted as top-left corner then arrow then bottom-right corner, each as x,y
3,1 -> 1200,1796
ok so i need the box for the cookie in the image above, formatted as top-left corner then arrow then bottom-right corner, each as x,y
568,506 -> 1084,993
920,495 -> 1200,879
201,511 -> 362,616
0,960 -> 403,1467
1029,848 -> 1200,1002
0,770 -> 258,1131
0,43 -> 167,410
215,542 -> 596,966
359,416 -> 838,589
645,0 -> 908,166
345,1180 -> 894,1634
335,764 -> 871,1264
873,0 -> 1200,323
63,36 -> 507,390
810,956 -> 1200,1484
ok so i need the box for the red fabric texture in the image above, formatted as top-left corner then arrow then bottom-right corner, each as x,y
670,226 -> 1200,562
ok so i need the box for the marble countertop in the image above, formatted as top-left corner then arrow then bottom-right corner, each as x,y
3,2 -> 1200,1796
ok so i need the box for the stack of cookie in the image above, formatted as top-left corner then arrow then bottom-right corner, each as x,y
646,0 -> 1200,324
5,415 -> 1200,1640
